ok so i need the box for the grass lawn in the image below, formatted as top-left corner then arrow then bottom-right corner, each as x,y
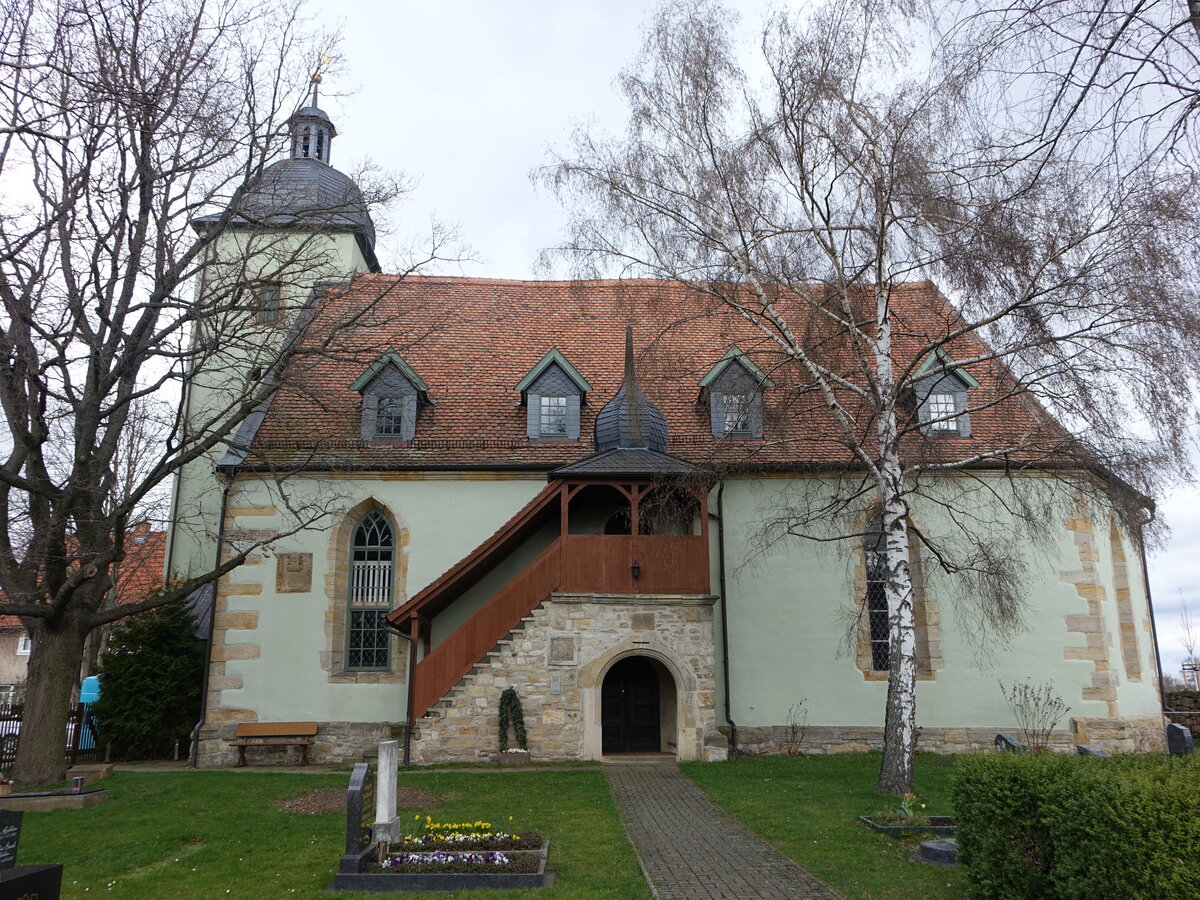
15,769 -> 647,899
682,752 -> 970,899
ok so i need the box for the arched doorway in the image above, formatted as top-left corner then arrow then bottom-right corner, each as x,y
601,656 -> 676,754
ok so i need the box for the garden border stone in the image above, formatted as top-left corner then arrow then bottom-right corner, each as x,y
859,815 -> 956,838
329,840 -> 553,892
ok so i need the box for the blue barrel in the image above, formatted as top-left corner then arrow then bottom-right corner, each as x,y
80,676 -> 100,703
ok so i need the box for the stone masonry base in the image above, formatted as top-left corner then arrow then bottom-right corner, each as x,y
725,714 -> 1166,756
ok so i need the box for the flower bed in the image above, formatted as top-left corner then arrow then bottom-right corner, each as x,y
330,815 -> 554,892
375,850 -> 543,874
396,829 -> 543,851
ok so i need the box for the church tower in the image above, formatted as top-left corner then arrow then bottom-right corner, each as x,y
166,75 -> 379,587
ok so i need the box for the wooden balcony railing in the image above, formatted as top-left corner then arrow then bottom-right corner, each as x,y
559,534 -> 709,594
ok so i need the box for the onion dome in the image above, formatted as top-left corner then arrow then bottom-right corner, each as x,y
193,76 -> 379,271
594,326 -> 669,452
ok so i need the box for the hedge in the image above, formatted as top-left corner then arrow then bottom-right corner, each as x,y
951,753 -> 1200,899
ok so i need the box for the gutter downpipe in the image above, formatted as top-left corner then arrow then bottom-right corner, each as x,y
190,468 -> 234,768
710,480 -> 737,755
1137,508 -> 1169,729
385,618 -> 418,767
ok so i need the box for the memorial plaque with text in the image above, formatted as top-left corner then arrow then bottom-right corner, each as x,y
0,809 -> 21,870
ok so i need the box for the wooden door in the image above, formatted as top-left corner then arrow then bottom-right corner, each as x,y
601,656 -> 661,753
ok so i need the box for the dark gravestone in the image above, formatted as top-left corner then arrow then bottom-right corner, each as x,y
0,809 -> 19,870
0,864 -> 63,898
1166,723 -> 1195,757
995,733 -> 1025,753
339,762 -> 374,875
1076,745 -> 1108,757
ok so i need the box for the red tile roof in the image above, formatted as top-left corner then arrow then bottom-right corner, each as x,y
0,525 -> 167,628
252,276 -> 1068,471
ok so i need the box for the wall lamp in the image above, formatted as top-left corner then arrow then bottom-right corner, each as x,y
631,560 -> 641,579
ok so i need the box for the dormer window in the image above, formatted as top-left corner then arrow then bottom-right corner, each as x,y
722,394 -> 753,434
376,396 -> 409,437
540,396 -> 569,436
351,352 -> 430,444
516,349 -> 591,442
911,350 -> 978,438
926,392 -> 959,431
700,346 -> 774,440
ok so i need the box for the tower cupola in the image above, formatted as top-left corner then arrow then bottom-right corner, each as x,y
287,75 -> 336,164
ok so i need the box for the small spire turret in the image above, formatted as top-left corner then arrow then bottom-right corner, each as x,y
287,70 -> 336,164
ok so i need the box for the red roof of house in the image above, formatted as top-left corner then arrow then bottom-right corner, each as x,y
251,276 -> 1068,471
0,524 -> 167,628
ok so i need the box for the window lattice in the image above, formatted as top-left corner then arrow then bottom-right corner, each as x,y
865,524 -> 890,671
376,397 -> 406,436
540,396 -> 568,435
927,393 -> 958,430
348,511 -> 393,669
722,393 -> 752,433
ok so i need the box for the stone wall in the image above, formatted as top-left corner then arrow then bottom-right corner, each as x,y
197,720 -> 411,767
1164,690 -> 1200,740
724,714 -> 1165,756
411,592 -> 723,763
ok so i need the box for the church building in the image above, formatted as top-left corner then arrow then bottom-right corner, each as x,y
166,99 -> 1167,766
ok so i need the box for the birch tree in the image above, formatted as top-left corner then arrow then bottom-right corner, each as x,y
544,0 -> 1200,792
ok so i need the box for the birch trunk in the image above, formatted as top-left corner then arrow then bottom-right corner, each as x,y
872,285 -> 918,795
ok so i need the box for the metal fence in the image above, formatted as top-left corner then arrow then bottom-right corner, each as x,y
0,701 -> 99,771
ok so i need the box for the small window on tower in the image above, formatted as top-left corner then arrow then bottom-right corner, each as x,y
254,282 -> 281,326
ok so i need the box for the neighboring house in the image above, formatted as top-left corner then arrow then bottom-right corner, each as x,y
0,523 -> 167,699
169,101 -> 1166,767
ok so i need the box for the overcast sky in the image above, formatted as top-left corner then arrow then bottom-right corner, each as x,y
312,0 -> 1200,686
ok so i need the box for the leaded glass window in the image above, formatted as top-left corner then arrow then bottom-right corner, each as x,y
865,522 -> 890,671
348,511 -> 393,670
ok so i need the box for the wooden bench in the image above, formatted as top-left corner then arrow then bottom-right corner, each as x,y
230,721 -> 318,767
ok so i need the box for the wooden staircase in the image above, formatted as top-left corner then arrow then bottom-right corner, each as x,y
410,540 -> 561,719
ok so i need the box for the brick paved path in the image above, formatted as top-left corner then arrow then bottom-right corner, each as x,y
606,763 -> 843,900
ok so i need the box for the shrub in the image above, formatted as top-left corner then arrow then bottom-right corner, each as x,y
93,599 -> 205,759
952,753 -> 1200,900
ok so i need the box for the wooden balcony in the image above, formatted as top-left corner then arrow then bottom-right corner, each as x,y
559,534 -> 709,594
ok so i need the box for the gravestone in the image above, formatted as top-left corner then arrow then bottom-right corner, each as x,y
339,761 -> 373,874
372,740 -> 400,843
0,864 -> 63,898
1166,723 -> 1195,757
0,809 -> 20,869
1076,744 -> 1108,757
995,733 -> 1025,753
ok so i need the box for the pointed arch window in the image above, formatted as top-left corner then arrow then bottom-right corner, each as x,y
348,511 -> 393,670
858,514 -> 941,678
864,522 -> 890,671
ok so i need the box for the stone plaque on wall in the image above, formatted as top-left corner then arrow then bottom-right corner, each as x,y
276,553 -> 313,593
547,636 -> 576,665
543,709 -> 565,726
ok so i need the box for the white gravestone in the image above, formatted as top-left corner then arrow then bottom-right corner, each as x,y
372,740 -> 400,843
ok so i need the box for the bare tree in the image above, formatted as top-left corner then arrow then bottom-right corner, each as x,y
0,0 -> 452,785
543,0 -> 1200,792
1180,599 -> 1199,690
